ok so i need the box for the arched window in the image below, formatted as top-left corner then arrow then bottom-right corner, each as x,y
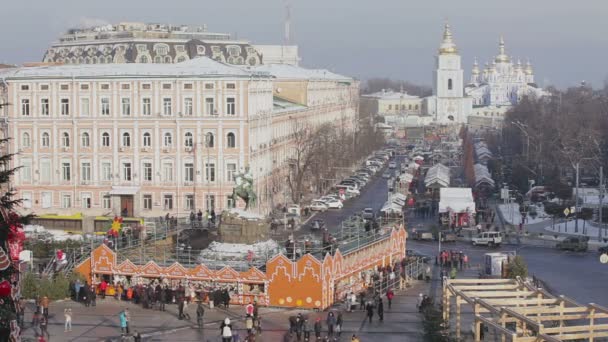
226,132 -> 236,148
154,56 -> 163,64
184,132 -> 193,147
176,56 -> 186,63
164,56 -> 172,63
41,132 -> 50,147
122,132 -> 131,147
448,78 -> 453,90
101,132 -> 110,147
205,132 -> 214,148
140,55 -> 149,63
62,132 -> 70,147
142,132 -> 151,147
163,132 -> 173,147
22,132 -> 30,147
81,132 -> 90,147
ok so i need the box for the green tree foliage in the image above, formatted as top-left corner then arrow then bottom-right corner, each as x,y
422,304 -> 454,342
507,255 -> 528,279
21,272 -> 86,300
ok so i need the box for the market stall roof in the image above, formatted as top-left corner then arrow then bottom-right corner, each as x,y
439,187 -> 476,213
474,164 -> 495,187
381,201 -> 403,213
424,163 -> 450,189
399,172 -> 414,183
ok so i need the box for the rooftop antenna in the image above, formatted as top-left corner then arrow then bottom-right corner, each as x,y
284,0 -> 292,45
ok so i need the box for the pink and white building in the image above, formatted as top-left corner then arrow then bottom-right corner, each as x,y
0,57 -> 358,221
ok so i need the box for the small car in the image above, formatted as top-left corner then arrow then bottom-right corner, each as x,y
325,199 -> 344,209
309,201 -> 328,212
556,237 -> 588,252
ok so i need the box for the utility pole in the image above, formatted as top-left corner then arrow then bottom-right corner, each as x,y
575,162 -> 580,233
600,166 -> 604,241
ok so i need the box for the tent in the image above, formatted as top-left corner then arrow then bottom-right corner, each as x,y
424,163 -> 451,189
438,188 -> 476,214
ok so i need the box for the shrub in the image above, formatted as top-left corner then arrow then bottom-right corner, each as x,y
506,255 -> 528,279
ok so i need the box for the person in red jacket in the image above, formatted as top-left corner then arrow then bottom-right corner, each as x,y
99,280 -> 108,299
386,288 -> 395,309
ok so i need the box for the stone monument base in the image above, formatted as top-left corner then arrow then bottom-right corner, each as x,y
219,209 -> 269,244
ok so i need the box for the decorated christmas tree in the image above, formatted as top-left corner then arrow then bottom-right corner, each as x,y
0,136 -> 33,341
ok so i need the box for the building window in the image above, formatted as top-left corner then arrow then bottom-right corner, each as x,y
101,98 -> 110,116
100,84 -> 110,90
61,99 -> 69,116
205,194 -> 215,211
122,162 -> 132,181
162,83 -> 172,90
226,195 -> 235,209
163,194 -> 173,210
205,132 -> 214,148
205,98 -> 215,115
41,192 -> 52,208
185,195 -> 195,210
80,84 -> 89,90
121,84 -> 130,90
226,83 -> 236,89
142,83 -> 151,90
163,132 -> 173,147
81,132 -> 90,147
20,85 -> 30,91
60,84 -> 69,91
122,132 -> 131,147
62,132 -> 70,148
40,159 -> 51,183
20,159 -> 32,182
226,163 -> 237,182
183,98 -> 193,116
62,162 -> 71,181
40,98 -> 49,116
205,83 -> 214,90
142,98 -> 151,116
448,78 -> 453,90
40,84 -> 49,91
143,162 -> 153,181
388,104 -> 392,110
163,98 -> 172,116
163,162 -> 173,182
102,193 -> 111,209
41,132 -> 50,147
205,163 -> 215,182
184,163 -> 194,182
121,98 -> 131,116
22,132 -> 31,148
184,132 -> 193,147
80,98 -> 90,116
226,97 -> 236,115
81,162 -> 91,182
21,99 -> 30,116
101,132 -> 110,147
101,162 -> 112,181
61,194 -> 72,208
226,132 -> 236,148
183,83 -> 193,90
142,132 -> 151,147
140,55 -> 149,63
143,194 -> 153,210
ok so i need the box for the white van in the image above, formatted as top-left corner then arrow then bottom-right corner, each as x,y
472,232 -> 502,246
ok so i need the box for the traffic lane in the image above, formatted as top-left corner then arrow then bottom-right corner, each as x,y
407,240 -> 608,306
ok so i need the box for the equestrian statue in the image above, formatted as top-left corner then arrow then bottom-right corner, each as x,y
231,166 -> 257,210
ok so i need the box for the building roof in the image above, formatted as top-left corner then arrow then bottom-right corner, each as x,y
1,57 -> 257,80
439,187 -> 476,213
362,90 -> 420,100
243,63 -> 352,81
273,96 -> 307,113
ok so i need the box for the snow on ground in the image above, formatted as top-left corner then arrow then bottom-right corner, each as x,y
197,239 -> 283,262
498,203 -> 551,225
24,224 -> 83,241
543,220 -> 608,239
226,208 -> 265,220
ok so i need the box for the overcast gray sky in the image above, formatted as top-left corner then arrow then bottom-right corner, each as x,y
1,0 -> 606,88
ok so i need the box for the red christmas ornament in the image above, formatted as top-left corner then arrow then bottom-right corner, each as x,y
0,280 -> 11,297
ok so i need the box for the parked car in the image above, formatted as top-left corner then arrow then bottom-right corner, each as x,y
362,208 -> 375,220
325,199 -> 344,209
472,231 -> 502,246
557,237 -> 588,252
388,161 -> 397,169
413,231 -> 434,241
439,232 -> 457,242
382,171 -> 391,179
309,201 -> 328,212
599,245 -> 608,254
310,219 -> 326,231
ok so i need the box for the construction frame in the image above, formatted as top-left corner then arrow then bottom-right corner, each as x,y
443,277 -> 608,341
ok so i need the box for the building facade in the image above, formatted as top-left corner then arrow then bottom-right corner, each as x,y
42,22 -> 299,67
0,57 -> 357,220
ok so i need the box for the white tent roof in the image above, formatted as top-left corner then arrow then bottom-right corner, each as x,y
381,202 -> 403,213
474,164 -> 495,187
439,187 -> 476,213
424,163 -> 450,188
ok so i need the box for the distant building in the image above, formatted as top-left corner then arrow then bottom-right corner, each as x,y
42,22 -> 299,67
0,57 -> 356,224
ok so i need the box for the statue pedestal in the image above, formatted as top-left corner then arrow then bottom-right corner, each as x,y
219,209 -> 269,244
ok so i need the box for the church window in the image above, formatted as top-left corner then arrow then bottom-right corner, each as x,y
388,105 -> 392,110
448,79 -> 453,90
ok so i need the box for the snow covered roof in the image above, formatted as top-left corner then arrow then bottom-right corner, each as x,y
425,163 -> 450,189
2,57 -> 256,80
439,187 -> 476,213
474,142 -> 493,161
474,164 -> 495,187
241,63 -> 352,81
362,90 -> 420,100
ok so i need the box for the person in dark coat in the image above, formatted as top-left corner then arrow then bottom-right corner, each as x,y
377,299 -> 384,322
326,311 -> 336,338
313,318 -> 322,340
222,288 -> 230,308
366,301 -> 374,323
159,287 -> 167,311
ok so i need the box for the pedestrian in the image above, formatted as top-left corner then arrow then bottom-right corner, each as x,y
246,314 -> 254,335
133,330 -> 142,342
119,309 -> 128,335
64,307 -> 72,332
450,267 -> 457,279
40,295 -> 49,319
378,298 -> 384,322
90,284 -> 97,306
295,313 -> 303,341
313,318 -> 322,341
253,300 -> 259,319
40,314 -> 49,340
178,297 -> 185,319
366,301 -> 374,323
326,311 -> 336,338
31,310 -> 41,337
349,292 -> 357,312
246,301 -> 254,317
159,286 -> 167,311
386,288 -> 394,309
359,292 -> 365,310
303,318 -> 311,341
459,251 -> 464,270
463,254 -> 469,269
336,312 -> 343,337
220,318 -> 233,342
417,293 -> 424,312
197,302 -> 205,328
17,298 -> 25,328
100,279 -> 108,299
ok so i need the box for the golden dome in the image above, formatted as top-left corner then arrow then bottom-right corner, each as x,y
494,35 -> 510,63
439,23 -> 458,55
525,61 -> 534,75
471,58 -> 480,74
